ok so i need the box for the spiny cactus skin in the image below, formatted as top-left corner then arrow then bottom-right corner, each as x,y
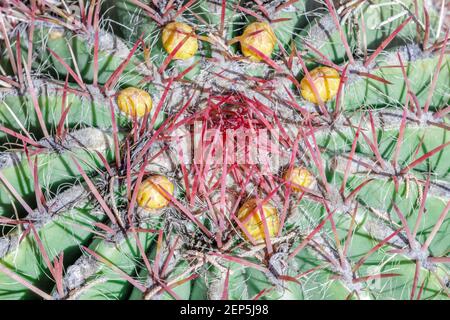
0,0 -> 448,301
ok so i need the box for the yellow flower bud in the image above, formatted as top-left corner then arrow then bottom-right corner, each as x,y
117,87 -> 153,118
283,167 -> 314,192
49,30 -> 64,40
240,22 -> 277,62
137,175 -> 174,210
300,66 -> 341,104
162,22 -> 198,60
237,198 -> 279,243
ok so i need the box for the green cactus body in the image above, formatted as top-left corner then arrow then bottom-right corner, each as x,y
0,185 -> 104,299
61,220 -> 159,300
342,53 -> 450,110
0,134 -> 116,218
0,85 -> 124,142
128,238 -> 192,300
296,0 -> 440,66
28,25 -> 146,87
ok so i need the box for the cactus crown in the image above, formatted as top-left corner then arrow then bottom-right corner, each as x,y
0,0 -> 448,300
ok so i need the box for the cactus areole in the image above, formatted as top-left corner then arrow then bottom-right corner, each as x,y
0,0 -> 448,302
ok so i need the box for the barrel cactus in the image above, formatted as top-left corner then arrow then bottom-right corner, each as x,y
0,0 -> 448,300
